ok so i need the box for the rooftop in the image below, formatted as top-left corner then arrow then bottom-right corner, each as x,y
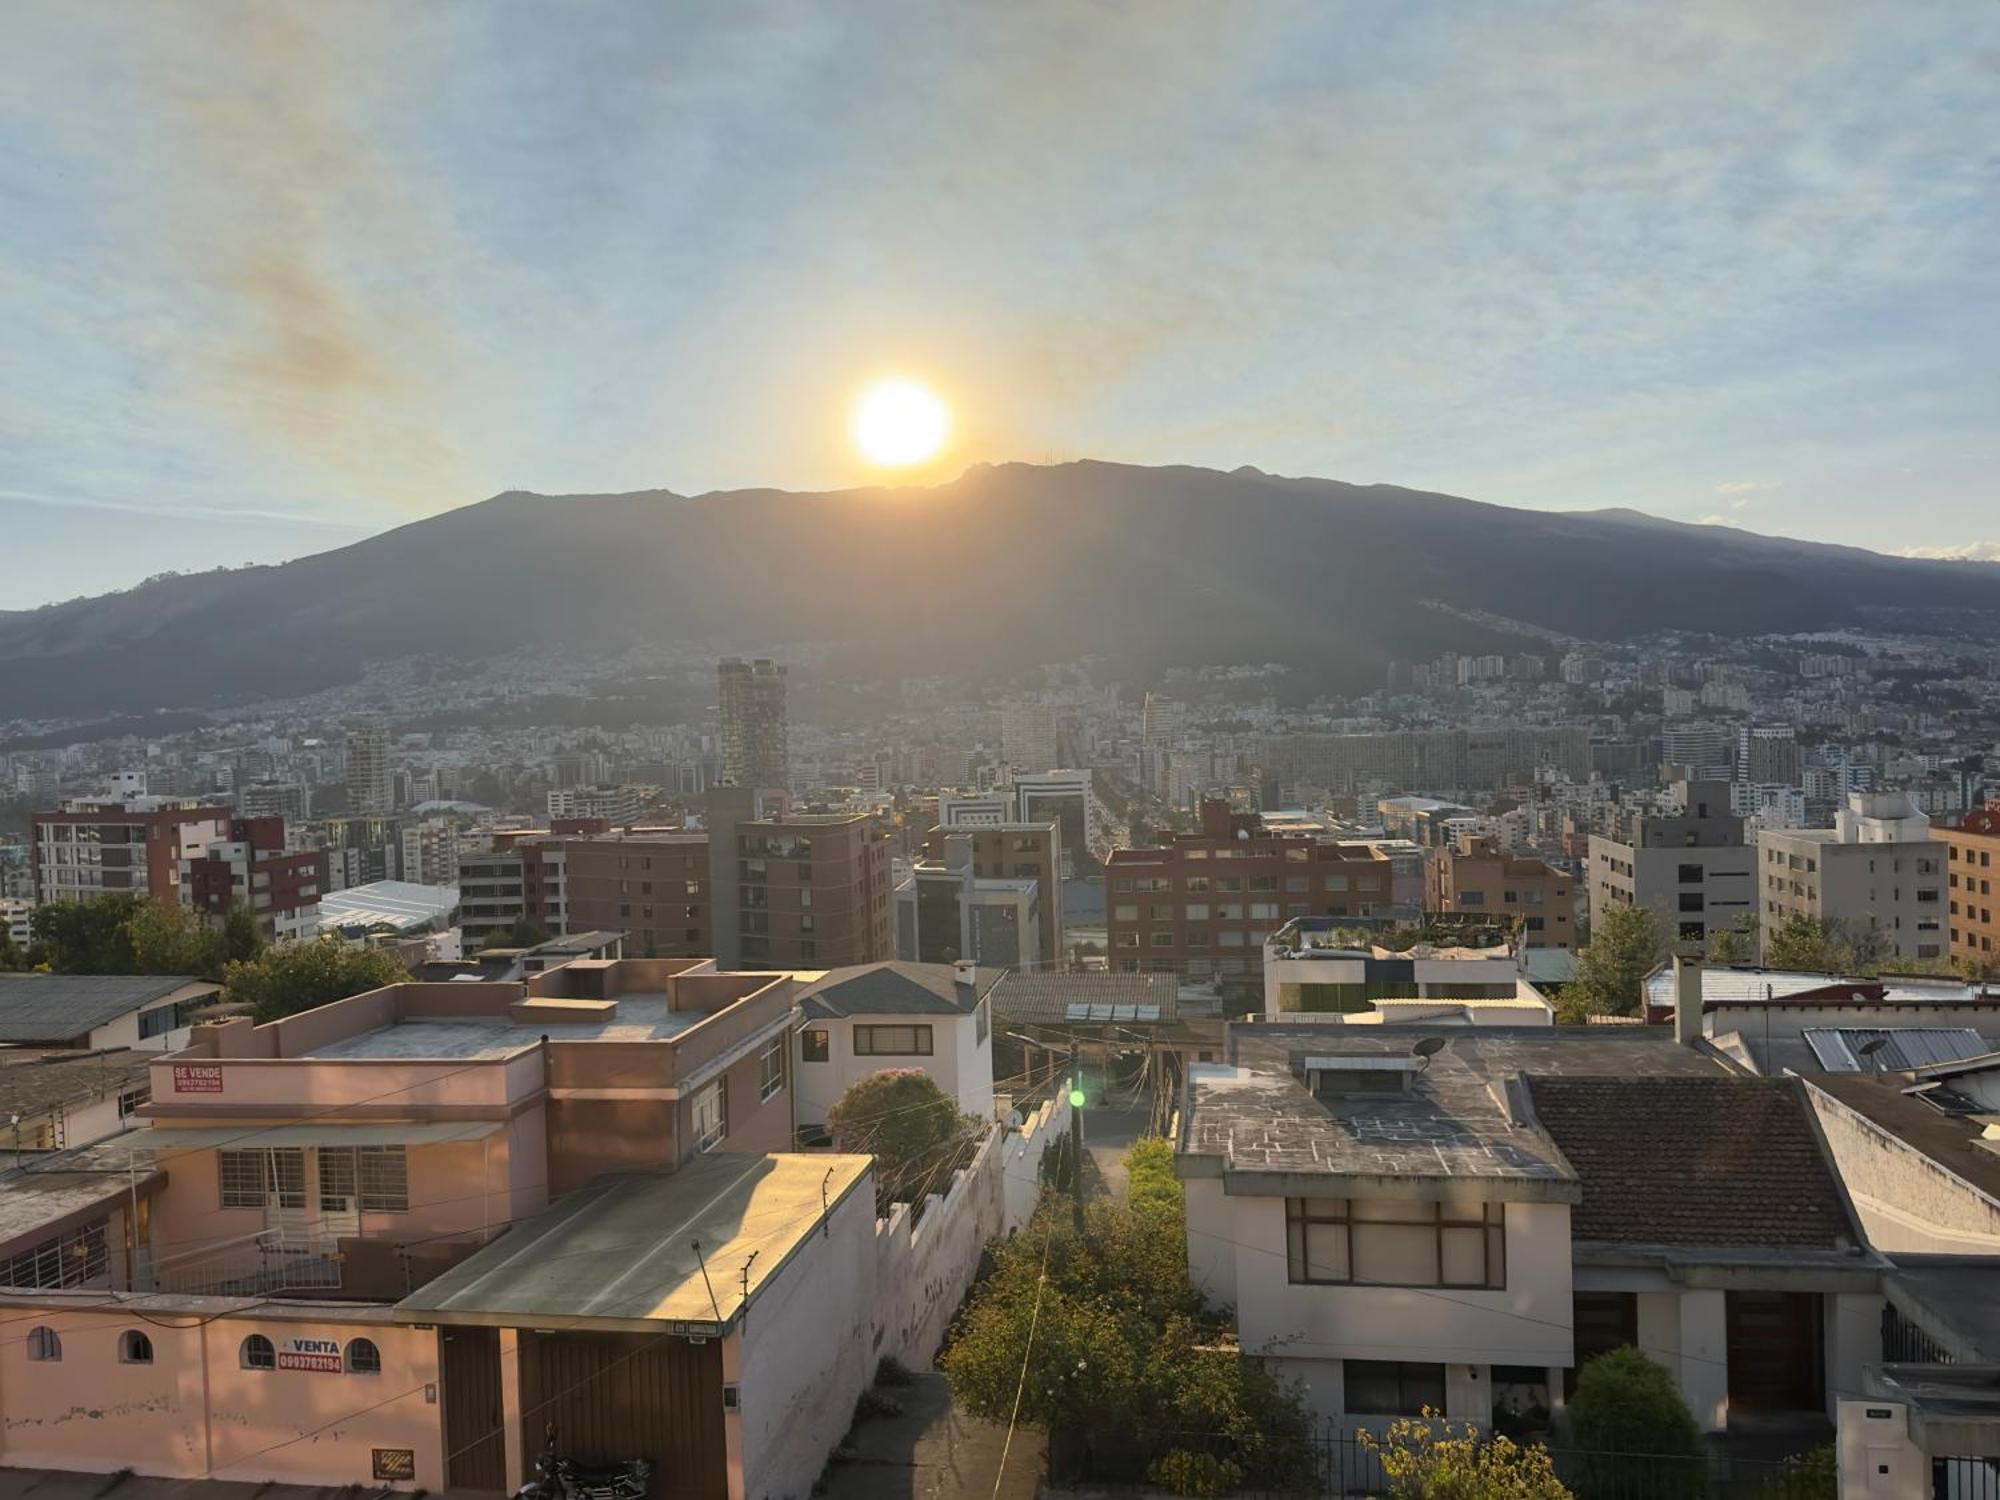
300,992 -> 709,1060
0,1049 -> 153,1118
990,970 -> 1179,1025
396,1152 -> 872,1333
795,961 -> 1001,1021
1179,1025 -> 1727,1193
1644,966 -> 1998,1012
317,879 -> 459,932
1528,1075 -> 1858,1250
0,974 -> 214,1043
1810,1072 -> 2000,1204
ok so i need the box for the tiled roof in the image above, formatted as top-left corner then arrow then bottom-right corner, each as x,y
796,961 -> 1001,1020
0,975 -> 211,1042
990,971 -> 1178,1024
1528,1075 -> 1854,1248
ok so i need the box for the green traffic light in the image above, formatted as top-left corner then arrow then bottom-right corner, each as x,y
1069,1089 -> 1086,1108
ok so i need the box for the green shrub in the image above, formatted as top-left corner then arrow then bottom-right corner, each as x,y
1364,1413 -> 1572,1500
1148,1449 -> 1244,1499
1567,1347 -> 1706,1500
1760,1445 -> 1835,1500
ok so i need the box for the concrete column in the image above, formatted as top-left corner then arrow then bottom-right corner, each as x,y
1678,1291 -> 1731,1432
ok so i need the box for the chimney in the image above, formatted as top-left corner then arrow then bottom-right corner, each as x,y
1672,942 -> 1704,1046
954,959 -> 978,995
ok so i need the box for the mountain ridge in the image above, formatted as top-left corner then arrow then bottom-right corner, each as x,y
3,460 -> 1996,717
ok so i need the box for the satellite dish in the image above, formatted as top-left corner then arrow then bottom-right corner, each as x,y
1411,1036 -> 1448,1071
1856,1037 -> 1889,1072
1004,1109 -> 1025,1130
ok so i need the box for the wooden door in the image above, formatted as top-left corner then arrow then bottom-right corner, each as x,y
1726,1291 -> 1824,1414
441,1326 -> 508,1492
519,1331 -> 727,1500
1568,1291 -> 1639,1397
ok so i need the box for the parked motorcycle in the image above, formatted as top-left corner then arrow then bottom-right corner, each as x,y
518,1424 -> 653,1500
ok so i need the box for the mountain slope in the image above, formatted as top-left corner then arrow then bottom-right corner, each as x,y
2,462 -> 1995,715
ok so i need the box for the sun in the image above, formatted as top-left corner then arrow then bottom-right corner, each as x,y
852,379 -> 951,467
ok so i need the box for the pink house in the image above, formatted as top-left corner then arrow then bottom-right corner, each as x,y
0,957 -> 878,1498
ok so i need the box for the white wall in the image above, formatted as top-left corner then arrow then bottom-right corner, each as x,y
1808,1083 -> 2000,1254
736,1175 -> 878,1500
1185,1188 -> 1573,1428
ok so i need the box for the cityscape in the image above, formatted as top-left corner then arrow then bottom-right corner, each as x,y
4,3 -> 2000,1500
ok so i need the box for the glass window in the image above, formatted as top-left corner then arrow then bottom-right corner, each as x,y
27,1327 -> 61,1362
1285,1199 -> 1504,1289
320,1146 -> 409,1212
692,1079 -> 728,1153
854,1024 -> 934,1056
1345,1360 -> 1446,1418
759,1037 -> 786,1100
801,1028 -> 829,1063
120,1330 -> 154,1364
242,1334 -> 275,1370
346,1338 -> 382,1375
1184,903 -> 1210,921
219,1148 -> 305,1210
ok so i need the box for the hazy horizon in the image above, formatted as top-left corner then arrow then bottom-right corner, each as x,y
5,0 -> 1998,606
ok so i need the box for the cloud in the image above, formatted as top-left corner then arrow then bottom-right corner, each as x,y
1899,541 -> 2000,562
1714,480 -> 1781,497
1696,514 -> 1743,528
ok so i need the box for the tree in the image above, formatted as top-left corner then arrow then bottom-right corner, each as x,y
478,918 -> 551,951
1363,1413 -> 1572,1500
0,930 -> 27,973
29,894 -> 147,974
1707,914 -> 1756,966
1561,905 -> 1663,1021
827,1070 -> 975,1207
1567,1346 -> 1706,1500
942,1140 -> 1316,1494
221,939 -> 410,1022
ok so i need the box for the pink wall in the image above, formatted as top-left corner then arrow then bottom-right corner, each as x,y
150,1057 -> 527,1113
0,1304 -> 442,1489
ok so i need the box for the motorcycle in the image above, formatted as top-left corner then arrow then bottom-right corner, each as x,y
518,1423 -> 653,1500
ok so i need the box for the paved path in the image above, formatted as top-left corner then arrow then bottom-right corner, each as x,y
1079,1092 -> 1153,1201
820,1372 -> 1044,1500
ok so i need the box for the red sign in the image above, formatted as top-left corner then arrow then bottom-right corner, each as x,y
278,1337 -> 342,1372
171,1063 -> 224,1094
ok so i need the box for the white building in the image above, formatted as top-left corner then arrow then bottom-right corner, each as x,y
791,962 -> 998,1136
1178,1010 -> 1882,1434
1757,792 -> 1946,963
1260,919 -> 1550,1024
1588,780 -> 1756,945
0,898 -> 31,952
0,975 -> 219,1053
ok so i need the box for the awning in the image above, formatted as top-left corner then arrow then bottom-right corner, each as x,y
133,1121 -> 505,1151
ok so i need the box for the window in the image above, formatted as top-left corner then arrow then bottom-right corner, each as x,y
1458,890 -> 1486,906
219,1148 -> 305,1210
854,1024 -> 934,1056
346,1338 -> 382,1375
1249,902 -> 1279,920
319,1147 -> 409,1212
1325,874 -> 1348,892
1113,904 -> 1138,922
1184,903 -> 1210,921
759,1037 -> 786,1101
137,1004 -> 186,1040
3,1221 -> 109,1289
27,1326 -> 60,1362
1678,893 -> 1705,913
692,1079 -> 727,1153
1345,1360 -> 1447,1418
1150,933 -> 1175,947
1677,863 -> 1704,884
120,1330 -> 154,1364
1285,1199 -> 1504,1288
801,1028 -> 829,1063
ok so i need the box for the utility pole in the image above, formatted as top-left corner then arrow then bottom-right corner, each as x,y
1068,1039 -> 1086,1234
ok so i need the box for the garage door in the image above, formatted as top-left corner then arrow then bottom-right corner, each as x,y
519,1331 -> 727,1500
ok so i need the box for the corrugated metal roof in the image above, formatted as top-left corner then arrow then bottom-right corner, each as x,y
395,1152 -> 872,1332
1645,968 -> 1989,1010
1803,1028 -> 1992,1072
0,975 -> 214,1042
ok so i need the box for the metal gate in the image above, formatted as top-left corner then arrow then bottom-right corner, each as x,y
518,1331 -> 727,1500
441,1326 -> 508,1492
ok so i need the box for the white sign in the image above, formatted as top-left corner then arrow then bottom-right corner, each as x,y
277,1335 -> 342,1373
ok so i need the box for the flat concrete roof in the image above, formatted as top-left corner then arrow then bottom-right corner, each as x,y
299,992 -> 709,1060
396,1152 -> 872,1332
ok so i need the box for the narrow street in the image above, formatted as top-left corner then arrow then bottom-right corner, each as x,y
818,1373 -> 1044,1500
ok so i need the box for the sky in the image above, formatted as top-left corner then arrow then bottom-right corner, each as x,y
2,1 -> 1998,607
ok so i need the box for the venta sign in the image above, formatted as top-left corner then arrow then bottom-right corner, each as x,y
277,1336 -> 343,1373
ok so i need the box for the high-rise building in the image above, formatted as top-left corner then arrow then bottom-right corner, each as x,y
179,816 -> 322,942
1587,780 -> 1754,945
31,794 -> 234,906
239,780 -> 311,825
498,824 -> 712,958
546,784 -> 643,827
1932,800 -> 2000,971
923,818 -> 1064,968
1757,792 -> 1943,963
345,725 -> 393,815
705,794 -> 890,969
718,658 -> 789,790
1739,724 -> 1802,787
1000,699 -> 1060,774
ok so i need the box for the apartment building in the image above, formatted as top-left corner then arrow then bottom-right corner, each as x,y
1425,834 -> 1578,950
896,857 -> 1039,969
921,818 -> 1064,967
503,823 -> 711,958
179,815 -> 322,941
1260,917 -> 1549,1022
1587,780 -> 1755,944
718,656 -> 788,790
0,958 -> 868,1499
733,812 -> 892,968
31,795 -> 234,905
1757,793 -> 1946,963
455,849 -> 525,946
545,783 -> 643,826
1105,800 -> 1396,990
1934,800 -> 2000,969
345,725 -> 393,815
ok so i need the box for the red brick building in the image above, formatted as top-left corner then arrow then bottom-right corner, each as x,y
496,823 -> 714,959
1425,834 -> 1579,950
179,816 -> 322,941
32,798 -> 233,907
737,812 -> 894,968
1105,799 -> 1395,985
